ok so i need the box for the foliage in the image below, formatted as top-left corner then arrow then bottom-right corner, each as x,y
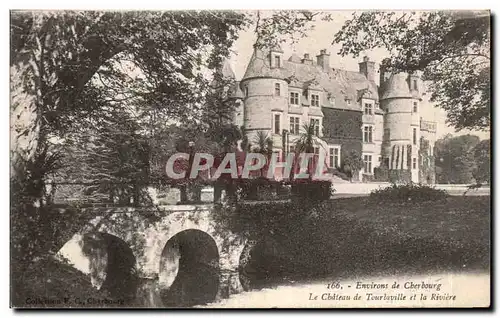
9,15 -> 254,303
11,256 -> 119,308
290,180 -> 333,201
57,111 -> 151,205
294,122 -> 321,153
388,169 -> 411,183
334,11 -> 490,131
434,134 -> 480,184
252,131 -> 273,155
373,166 -> 389,182
472,139 -> 490,184
252,11 -> 332,49
340,149 -> 363,181
215,195 -> 488,285
369,183 -> 448,204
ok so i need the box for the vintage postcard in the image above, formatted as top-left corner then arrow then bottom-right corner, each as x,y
10,9 -> 490,308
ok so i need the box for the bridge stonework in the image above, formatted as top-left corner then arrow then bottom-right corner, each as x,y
58,205 -> 248,307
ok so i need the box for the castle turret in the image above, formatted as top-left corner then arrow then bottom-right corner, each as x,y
240,45 -> 288,152
380,72 -> 416,183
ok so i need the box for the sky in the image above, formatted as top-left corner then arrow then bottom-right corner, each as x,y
227,11 -> 490,140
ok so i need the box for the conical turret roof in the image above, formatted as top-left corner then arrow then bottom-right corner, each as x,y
381,72 -> 412,100
218,58 -> 236,79
242,46 -> 287,81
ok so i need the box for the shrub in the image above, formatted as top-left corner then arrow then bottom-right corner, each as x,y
369,183 -> 448,204
388,170 -> 411,183
331,169 -> 350,181
373,166 -> 389,182
362,173 -> 375,182
290,180 -> 333,201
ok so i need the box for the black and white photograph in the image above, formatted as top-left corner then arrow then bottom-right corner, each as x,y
9,9 -> 491,308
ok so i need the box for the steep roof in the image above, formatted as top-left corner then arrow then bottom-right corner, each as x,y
381,72 -> 412,100
219,58 -> 236,79
241,48 -> 379,111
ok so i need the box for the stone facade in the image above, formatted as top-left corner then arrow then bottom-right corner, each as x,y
228,45 -> 436,183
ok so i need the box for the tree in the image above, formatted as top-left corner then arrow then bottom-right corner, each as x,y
252,131 -> 273,155
10,9 -> 329,272
472,139 -> 490,184
10,10 -> 248,274
434,134 -> 480,184
333,11 -> 490,131
293,122 -> 324,180
341,150 -> 364,182
58,111 -> 151,205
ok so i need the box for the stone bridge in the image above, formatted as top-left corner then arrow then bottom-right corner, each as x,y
58,204 -> 251,307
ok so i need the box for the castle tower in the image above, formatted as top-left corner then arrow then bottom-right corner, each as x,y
239,45 -> 288,153
380,72 -> 417,183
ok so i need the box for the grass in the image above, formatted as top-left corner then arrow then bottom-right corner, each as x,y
247,195 -> 490,288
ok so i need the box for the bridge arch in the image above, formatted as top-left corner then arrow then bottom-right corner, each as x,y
158,229 -> 220,307
59,231 -> 138,301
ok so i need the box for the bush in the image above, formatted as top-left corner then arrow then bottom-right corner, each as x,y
369,183 -> 448,204
290,180 -> 333,201
388,169 -> 411,183
331,169 -> 350,181
362,173 -> 375,182
373,166 -> 389,182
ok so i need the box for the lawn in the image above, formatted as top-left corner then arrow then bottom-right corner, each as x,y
244,195 -> 491,287
307,195 -> 490,279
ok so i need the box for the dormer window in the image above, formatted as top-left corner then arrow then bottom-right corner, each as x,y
274,55 -> 281,68
311,94 -> 320,107
345,98 -> 351,105
364,103 -> 373,115
290,92 -> 299,105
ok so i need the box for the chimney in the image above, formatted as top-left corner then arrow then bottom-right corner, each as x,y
359,56 -> 376,82
316,49 -> 330,71
301,53 -> 313,65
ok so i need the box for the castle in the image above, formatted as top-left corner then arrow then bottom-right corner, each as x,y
223,45 -> 437,183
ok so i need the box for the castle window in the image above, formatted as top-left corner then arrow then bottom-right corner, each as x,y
289,116 -> 300,135
274,55 -> 281,68
310,118 -> 320,136
311,94 -> 320,107
289,145 -> 295,153
413,128 -> 417,145
290,92 -> 299,105
329,146 -> 340,168
363,155 -> 372,173
413,102 -> 418,113
275,83 -> 281,96
364,103 -> 373,115
245,86 -> 248,97
412,157 -> 417,169
363,126 -> 373,143
273,113 -> 281,134
313,146 -> 320,155
413,79 -> 417,90
345,98 -> 351,105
